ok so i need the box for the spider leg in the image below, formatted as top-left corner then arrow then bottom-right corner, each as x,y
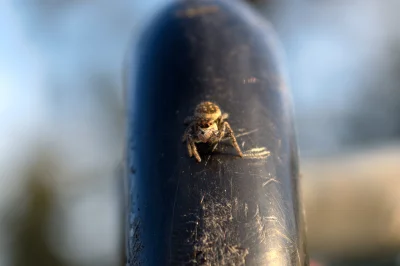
186,139 -> 193,157
182,122 -> 194,142
182,132 -> 188,143
222,121 -> 243,157
188,136 -> 201,162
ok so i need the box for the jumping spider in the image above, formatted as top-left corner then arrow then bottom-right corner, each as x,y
182,101 -> 243,162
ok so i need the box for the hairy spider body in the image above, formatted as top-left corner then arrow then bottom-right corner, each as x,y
182,101 -> 243,162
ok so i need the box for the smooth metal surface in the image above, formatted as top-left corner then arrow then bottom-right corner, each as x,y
126,1 -> 307,265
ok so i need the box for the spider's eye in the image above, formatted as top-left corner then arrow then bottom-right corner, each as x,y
202,121 -> 213,128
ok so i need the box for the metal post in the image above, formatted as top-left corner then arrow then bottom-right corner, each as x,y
125,1 -> 308,265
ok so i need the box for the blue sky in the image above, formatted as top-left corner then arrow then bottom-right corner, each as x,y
0,1 -> 45,127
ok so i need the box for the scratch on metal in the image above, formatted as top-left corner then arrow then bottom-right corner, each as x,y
262,177 -> 280,187
242,147 -> 270,160
191,196 -> 249,265
204,143 -> 219,166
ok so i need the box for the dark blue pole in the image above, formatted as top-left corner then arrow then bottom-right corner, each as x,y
125,1 -> 308,265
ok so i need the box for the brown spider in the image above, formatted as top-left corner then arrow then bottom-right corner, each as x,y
182,101 -> 243,162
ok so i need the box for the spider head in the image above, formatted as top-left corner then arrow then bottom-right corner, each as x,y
197,119 -> 218,143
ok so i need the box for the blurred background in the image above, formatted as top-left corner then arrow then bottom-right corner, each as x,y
0,0 -> 399,265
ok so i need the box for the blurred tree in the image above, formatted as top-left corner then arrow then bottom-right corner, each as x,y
10,154 -> 68,266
